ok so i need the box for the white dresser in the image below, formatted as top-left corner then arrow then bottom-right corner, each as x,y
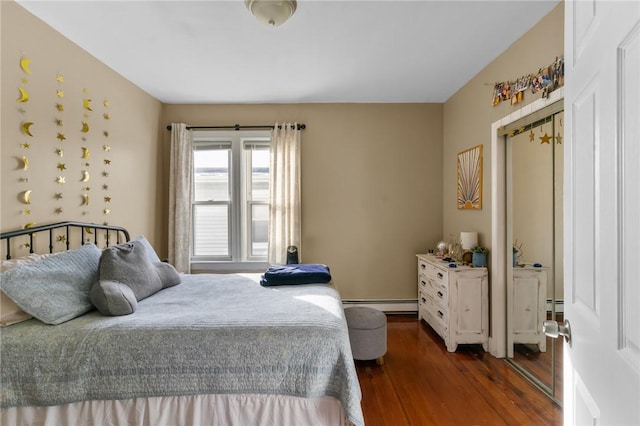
416,254 -> 489,352
512,266 -> 548,352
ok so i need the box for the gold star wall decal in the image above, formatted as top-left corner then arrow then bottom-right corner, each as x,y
56,74 -> 64,83
104,208 -> 110,215
104,196 -> 112,203
57,162 -> 66,171
103,145 -> 110,152
103,113 -> 110,120
56,89 -> 64,98
529,130 -> 535,142
55,207 -> 63,215
539,133 -> 552,144
54,193 -> 63,200
22,209 -> 31,215
104,159 -> 111,165
556,132 -> 563,144
103,131 -> 109,137
56,148 -> 64,157
102,171 -> 109,177
57,235 -> 66,243
104,100 -> 110,107
103,184 -> 109,190
56,103 -> 64,111
22,142 -> 30,149
21,77 -> 29,84
56,119 -> 63,126
56,133 -> 66,142
57,176 -> 65,184
83,187 -> 91,191
19,177 -> 29,183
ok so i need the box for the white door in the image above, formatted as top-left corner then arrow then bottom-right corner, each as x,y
563,0 -> 640,424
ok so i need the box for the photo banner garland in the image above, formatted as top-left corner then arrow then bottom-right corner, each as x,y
457,144 -> 483,210
492,56 -> 564,106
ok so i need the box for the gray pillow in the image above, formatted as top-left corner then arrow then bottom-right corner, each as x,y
132,235 -> 162,264
90,240 -> 180,316
0,244 -> 102,325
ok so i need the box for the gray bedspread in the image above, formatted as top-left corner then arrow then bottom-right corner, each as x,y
0,273 -> 364,426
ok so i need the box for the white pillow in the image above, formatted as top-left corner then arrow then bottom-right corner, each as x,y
0,291 -> 32,326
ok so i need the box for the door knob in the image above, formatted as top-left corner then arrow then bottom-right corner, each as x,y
542,319 -> 572,346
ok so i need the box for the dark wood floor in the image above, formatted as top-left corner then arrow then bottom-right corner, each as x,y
355,315 -> 563,426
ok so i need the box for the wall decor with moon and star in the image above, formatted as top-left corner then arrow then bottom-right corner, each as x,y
15,55 -> 114,244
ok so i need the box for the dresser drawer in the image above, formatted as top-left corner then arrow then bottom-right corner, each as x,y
430,279 -> 449,308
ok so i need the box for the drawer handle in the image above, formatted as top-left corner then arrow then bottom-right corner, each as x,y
420,280 -> 426,287
437,272 -> 443,279
437,310 -> 444,318
420,264 -> 426,269
437,291 -> 444,298
421,297 -> 427,303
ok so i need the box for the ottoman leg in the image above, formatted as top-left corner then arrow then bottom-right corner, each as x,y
376,356 -> 384,366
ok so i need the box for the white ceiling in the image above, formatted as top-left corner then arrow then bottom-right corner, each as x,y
16,0 -> 561,104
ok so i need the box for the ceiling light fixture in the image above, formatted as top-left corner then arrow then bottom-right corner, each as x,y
245,0 -> 297,27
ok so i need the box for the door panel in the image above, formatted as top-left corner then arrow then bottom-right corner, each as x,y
564,1 -> 640,424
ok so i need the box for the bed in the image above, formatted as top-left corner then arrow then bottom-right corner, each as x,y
0,222 -> 363,426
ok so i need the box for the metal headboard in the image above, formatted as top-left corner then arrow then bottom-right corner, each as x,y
0,221 -> 130,260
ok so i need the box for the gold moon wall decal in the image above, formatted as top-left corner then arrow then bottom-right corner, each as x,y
17,87 -> 30,102
83,99 -> 93,111
81,121 -> 90,133
24,222 -> 36,229
82,194 -> 89,206
81,147 -> 90,158
20,57 -> 32,74
22,156 -> 29,171
81,170 -> 90,182
19,190 -> 32,204
21,122 -> 34,137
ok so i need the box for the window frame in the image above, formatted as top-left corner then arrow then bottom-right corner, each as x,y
190,130 -> 271,272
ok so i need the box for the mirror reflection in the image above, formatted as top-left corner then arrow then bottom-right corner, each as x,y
507,108 -> 563,403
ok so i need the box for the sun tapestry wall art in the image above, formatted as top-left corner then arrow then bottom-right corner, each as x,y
457,144 -> 482,210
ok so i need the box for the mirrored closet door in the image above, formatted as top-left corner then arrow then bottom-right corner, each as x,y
504,102 -> 563,404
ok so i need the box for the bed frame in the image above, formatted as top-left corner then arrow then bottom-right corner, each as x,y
0,221 -> 130,260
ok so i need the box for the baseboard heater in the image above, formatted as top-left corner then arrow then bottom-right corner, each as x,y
341,299 -> 418,314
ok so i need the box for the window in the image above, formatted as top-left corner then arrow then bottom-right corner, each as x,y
192,130 -> 270,270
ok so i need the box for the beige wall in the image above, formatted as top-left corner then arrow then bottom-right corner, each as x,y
1,2 -> 163,253
442,3 -> 564,252
162,104 -> 443,299
1,0 -> 563,302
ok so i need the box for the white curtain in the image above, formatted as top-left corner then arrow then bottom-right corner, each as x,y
168,123 -> 193,273
268,123 -> 301,265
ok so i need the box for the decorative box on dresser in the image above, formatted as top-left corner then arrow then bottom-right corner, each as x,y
416,254 -> 489,352
512,266 -> 549,352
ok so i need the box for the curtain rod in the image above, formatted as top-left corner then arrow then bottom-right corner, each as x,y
166,123 -> 306,131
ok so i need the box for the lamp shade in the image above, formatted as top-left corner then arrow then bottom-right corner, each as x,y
245,0 -> 297,26
460,231 -> 478,250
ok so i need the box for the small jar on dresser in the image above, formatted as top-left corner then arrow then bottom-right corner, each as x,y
416,254 -> 489,352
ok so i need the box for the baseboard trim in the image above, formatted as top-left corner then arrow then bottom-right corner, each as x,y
342,299 -> 418,314
546,299 -> 564,313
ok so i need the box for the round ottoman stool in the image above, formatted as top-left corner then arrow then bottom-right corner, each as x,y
344,306 -> 387,365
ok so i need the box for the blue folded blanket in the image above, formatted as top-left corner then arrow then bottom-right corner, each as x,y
260,264 -> 332,286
